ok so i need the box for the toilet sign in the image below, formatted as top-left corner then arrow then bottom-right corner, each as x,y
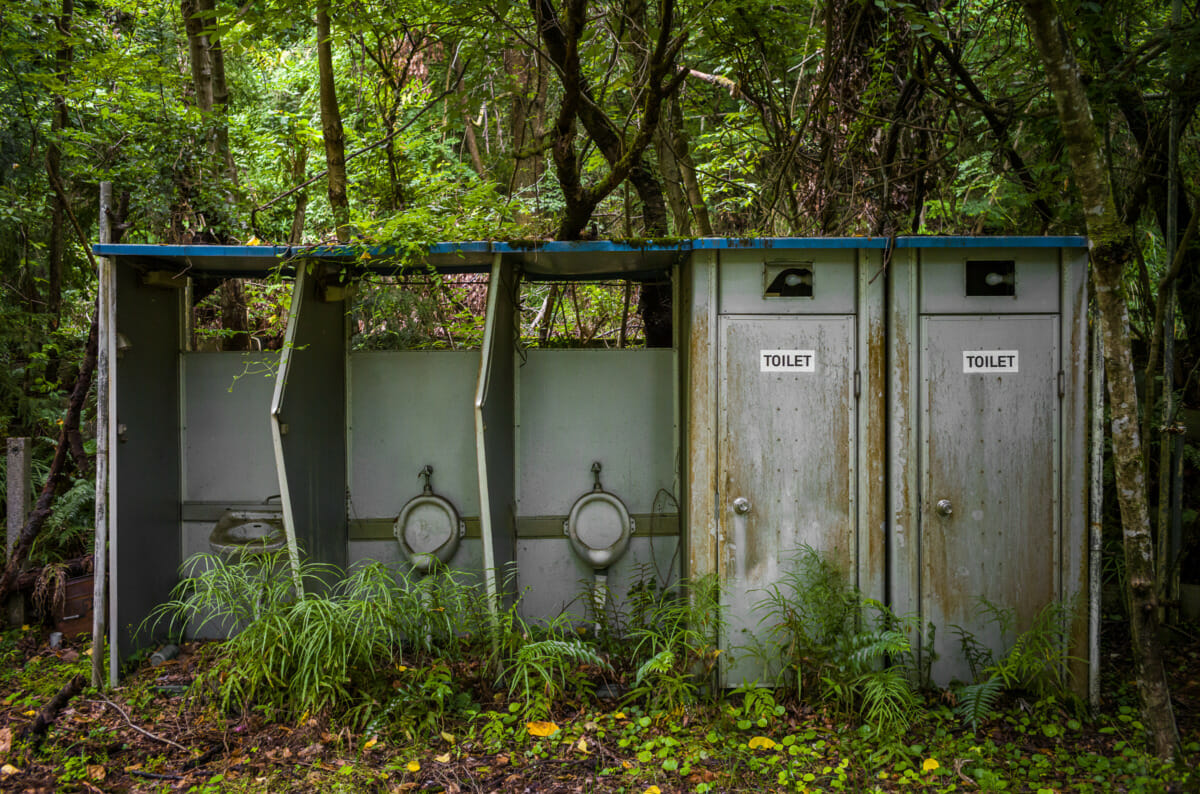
962,350 -> 1019,373
760,349 -> 815,372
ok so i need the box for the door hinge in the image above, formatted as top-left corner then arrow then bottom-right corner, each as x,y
1058,370 -> 1065,399
854,369 -> 861,398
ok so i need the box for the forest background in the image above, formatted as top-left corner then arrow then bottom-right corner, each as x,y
0,0 -> 1198,764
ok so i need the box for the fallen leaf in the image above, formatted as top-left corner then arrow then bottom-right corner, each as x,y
614,711 -> 627,720
364,737 -> 378,750
405,760 -> 420,773
435,753 -> 451,763
0,727 -> 10,754
87,765 -> 106,781
22,710 -> 35,717
0,764 -> 18,776
644,787 -> 662,794
440,731 -> 455,745
923,757 -> 940,772
575,737 -> 589,754
748,736 -> 777,750
526,721 -> 560,737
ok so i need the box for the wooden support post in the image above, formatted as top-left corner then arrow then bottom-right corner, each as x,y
6,437 -> 31,626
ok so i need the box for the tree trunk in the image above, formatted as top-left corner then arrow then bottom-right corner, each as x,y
1019,0 -> 1180,759
317,4 -> 350,243
45,0 -> 74,327
219,279 -> 250,351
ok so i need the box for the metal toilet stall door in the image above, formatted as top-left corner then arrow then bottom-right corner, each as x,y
915,250 -> 1064,686
716,250 -> 861,686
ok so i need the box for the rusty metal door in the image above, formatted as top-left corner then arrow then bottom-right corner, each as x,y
920,315 -> 1060,683
718,315 -> 857,685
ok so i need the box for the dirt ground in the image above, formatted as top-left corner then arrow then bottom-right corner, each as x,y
0,621 -> 1197,793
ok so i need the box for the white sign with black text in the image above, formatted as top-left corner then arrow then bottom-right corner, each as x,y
962,350 -> 1019,373
760,349 -> 816,372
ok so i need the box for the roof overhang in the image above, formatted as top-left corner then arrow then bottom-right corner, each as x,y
92,236 -> 1088,281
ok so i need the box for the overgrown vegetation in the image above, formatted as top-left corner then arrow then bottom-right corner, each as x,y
0,545 -> 1195,791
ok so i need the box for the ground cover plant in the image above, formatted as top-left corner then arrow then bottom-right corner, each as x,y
0,551 -> 1196,792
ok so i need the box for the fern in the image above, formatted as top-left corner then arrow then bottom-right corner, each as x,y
858,668 -> 918,734
634,649 -> 676,685
956,676 -> 1004,731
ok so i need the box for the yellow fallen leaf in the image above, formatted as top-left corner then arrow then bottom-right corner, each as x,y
246,236 -> 263,246
614,711 -> 627,719
1,764 -> 19,775
526,721 -> 560,737
748,736 -> 777,750
923,757 -> 940,772
84,648 -> 93,656
644,787 -> 662,794
396,665 -> 408,673
405,760 -> 420,773
621,760 -> 633,769
435,753 -> 451,763
440,731 -> 455,745
20,625 -> 29,632
575,737 -> 589,754
23,710 -> 36,717
363,737 -> 378,750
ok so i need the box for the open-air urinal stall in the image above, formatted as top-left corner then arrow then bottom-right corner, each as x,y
92,235 -> 1093,696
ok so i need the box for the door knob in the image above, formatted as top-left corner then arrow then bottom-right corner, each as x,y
935,499 -> 953,517
733,497 -> 751,515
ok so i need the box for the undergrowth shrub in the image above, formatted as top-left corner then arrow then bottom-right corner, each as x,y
954,598 -> 1080,731
622,574 -> 724,711
755,546 -> 924,735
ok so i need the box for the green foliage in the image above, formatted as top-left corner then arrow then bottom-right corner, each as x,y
621,574 -> 725,711
146,552 -> 491,727
756,547 -> 922,736
503,635 -> 606,721
953,599 -> 1081,731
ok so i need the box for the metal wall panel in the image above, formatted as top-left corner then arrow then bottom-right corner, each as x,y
114,266 -> 181,658
683,252 -> 720,585
718,314 -> 857,685
348,352 -> 481,520
275,272 -> 347,571
919,248 -> 1059,315
183,353 -> 278,503
477,262 -> 518,602
517,350 -> 676,516
514,537 -> 680,621
718,248 -> 857,315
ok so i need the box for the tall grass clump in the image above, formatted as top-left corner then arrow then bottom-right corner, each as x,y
755,546 -> 921,735
622,573 -> 725,711
146,552 -> 489,729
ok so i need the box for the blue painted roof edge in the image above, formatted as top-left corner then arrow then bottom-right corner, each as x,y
93,235 -> 1089,260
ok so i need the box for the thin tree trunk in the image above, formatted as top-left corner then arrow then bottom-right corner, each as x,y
288,145 -> 308,244
317,4 -> 350,243
1019,0 -> 1180,759
45,0 -> 74,326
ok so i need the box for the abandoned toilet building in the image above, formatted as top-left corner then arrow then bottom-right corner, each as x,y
91,236 -> 1091,693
